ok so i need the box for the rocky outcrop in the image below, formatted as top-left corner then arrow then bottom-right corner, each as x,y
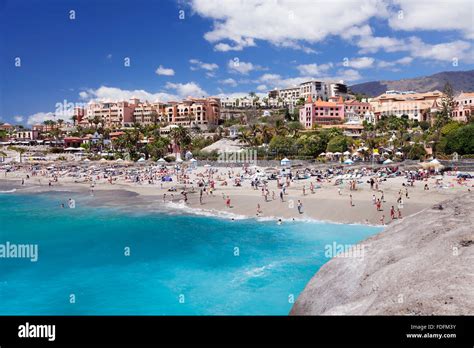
290,193 -> 474,315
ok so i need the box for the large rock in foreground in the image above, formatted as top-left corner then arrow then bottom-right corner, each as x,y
290,193 -> 474,315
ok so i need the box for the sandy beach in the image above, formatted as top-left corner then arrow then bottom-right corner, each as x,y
1,161 -> 472,226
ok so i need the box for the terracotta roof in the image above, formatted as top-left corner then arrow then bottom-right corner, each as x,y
314,98 -> 342,107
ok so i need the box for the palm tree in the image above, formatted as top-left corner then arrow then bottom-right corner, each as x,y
169,126 -> 191,155
92,116 -> 101,129
259,124 -> 274,144
238,130 -> 254,147
274,119 -> 288,136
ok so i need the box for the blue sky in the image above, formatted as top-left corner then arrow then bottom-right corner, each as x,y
0,0 -> 473,125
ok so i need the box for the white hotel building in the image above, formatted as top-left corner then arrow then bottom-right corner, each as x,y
268,80 -> 349,109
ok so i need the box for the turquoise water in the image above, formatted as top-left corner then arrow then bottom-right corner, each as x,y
0,191 -> 381,315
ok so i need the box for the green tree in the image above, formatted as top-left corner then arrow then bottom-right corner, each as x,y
444,124 -> 474,155
268,135 -> 296,157
326,135 -> 349,153
296,134 -> 325,157
403,143 -> 427,160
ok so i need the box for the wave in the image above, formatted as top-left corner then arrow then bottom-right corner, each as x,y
163,201 -> 383,227
164,201 -> 248,220
0,189 -> 16,193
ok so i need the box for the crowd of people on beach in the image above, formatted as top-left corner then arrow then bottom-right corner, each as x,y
1,160 -> 472,226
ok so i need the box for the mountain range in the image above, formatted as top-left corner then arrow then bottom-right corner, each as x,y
349,70 -> 474,97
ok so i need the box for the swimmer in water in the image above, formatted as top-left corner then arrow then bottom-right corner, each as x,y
277,218 -> 282,225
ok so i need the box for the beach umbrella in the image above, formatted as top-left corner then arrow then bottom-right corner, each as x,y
176,158 -> 183,163
395,151 -> 403,156
334,152 -> 342,156
137,158 -> 145,162
383,159 -> 393,164
157,158 -> 166,163
430,159 -> 441,165
280,157 -> 291,166
343,159 -> 354,165
100,158 -> 107,162
319,152 -> 326,157
83,158 -> 90,162
116,158 -> 123,162
383,152 -> 390,156
204,164 -> 212,168
325,152 -> 333,156
343,151 -> 351,156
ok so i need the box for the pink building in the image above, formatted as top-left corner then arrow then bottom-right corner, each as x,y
299,96 -> 345,129
344,99 -> 371,115
83,99 -> 137,128
164,97 -> 220,127
452,92 -> 474,123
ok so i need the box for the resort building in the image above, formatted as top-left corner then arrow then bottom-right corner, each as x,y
369,90 -> 444,122
133,102 -> 166,126
164,97 -> 220,128
14,129 -> 39,141
452,92 -> 474,123
268,81 -> 348,109
75,97 -> 220,129
344,99 -> 372,116
299,96 -> 345,129
83,99 -> 138,128
0,123 -> 14,131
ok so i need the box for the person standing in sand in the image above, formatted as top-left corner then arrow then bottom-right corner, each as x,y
376,199 -> 382,211
380,215 -> 385,225
297,200 -> 303,214
226,196 -> 231,208
350,194 -> 354,207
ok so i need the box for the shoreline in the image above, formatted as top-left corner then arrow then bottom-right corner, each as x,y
1,167 -> 471,227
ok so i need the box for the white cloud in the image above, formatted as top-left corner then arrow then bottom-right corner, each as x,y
26,112 -> 61,126
296,63 -> 333,75
258,69 -> 362,89
356,36 -> 406,54
189,0 -> 388,52
377,56 -> 413,69
189,59 -> 219,71
214,38 -> 256,52
227,59 -> 265,75
388,0 -> 474,39
341,57 -> 375,69
155,65 -> 175,76
356,34 -> 473,63
407,37 -> 473,63
13,115 -> 24,123
79,86 -> 177,103
165,82 -> 208,98
256,84 -> 267,91
219,78 -> 238,87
